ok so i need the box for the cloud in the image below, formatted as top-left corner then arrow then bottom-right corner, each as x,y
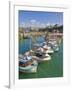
20,20 -> 55,28
46,23 -> 51,26
46,22 -> 56,26
30,19 -> 37,28
19,22 -> 25,27
30,19 -> 36,24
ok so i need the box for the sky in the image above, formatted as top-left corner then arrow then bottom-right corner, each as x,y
19,10 -> 63,28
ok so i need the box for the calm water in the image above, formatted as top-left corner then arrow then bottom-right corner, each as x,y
19,37 -> 63,79
19,36 -> 45,54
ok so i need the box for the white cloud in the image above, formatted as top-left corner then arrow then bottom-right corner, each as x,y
46,23 -> 51,26
30,19 -> 38,28
46,22 -> 56,27
20,20 -> 55,28
20,22 -> 25,27
30,19 -> 36,24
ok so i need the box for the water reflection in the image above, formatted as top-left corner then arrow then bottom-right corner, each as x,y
19,36 -> 45,54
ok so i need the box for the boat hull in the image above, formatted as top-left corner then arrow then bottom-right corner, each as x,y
53,46 -> 59,51
19,60 -> 38,73
44,50 -> 54,54
37,55 -> 51,62
40,56 -> 51,61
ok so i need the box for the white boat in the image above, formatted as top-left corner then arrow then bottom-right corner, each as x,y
19,60 -> 38,73
35,48 -> 51,62
48,40 -> 59,51
43,45 -> 54,54
53,45 -> 59,51
38,53 -> 51,61
31,43 -> 52,62
19,53 -> 38,73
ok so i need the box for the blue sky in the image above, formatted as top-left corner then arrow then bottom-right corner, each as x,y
19,10 -> 63,28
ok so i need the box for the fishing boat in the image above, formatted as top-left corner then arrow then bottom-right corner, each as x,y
34,46 -> 51,62
35,51 -> 51,62
52,44 -> 59,51
19,60 -> 38,73
33,42 -> 54,54
43,44 -> 54,54
19,52 -> 38,73
39,53 -> 51,61
48,39 -> 59,51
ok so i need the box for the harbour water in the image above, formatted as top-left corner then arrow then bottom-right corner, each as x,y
19,37 -> 63,79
